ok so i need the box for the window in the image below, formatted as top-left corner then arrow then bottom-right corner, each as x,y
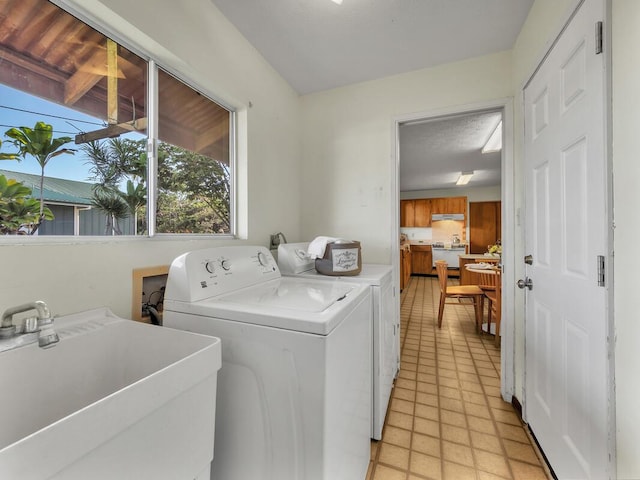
0,0 -> 233,236
156,69 -> 232,234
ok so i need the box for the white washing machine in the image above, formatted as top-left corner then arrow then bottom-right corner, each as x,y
163,246 -> 372,480
278,242 -> 400,440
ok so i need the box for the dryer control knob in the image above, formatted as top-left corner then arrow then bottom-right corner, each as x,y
204,261 -> 215,274
220,259 -> 231,271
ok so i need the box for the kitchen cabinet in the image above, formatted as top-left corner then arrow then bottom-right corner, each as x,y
410,245 -> 432,275
414,199 -> 431,226
469,201 -> 501,254
400,200 -> 415,227
400,196 -> 467,227
400,247 -> 412,290
401,199 -> 430,227
430,196 -> 467,215
429,198 -> 445,214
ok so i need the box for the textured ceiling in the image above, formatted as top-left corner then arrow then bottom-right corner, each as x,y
399,111 -> 502,191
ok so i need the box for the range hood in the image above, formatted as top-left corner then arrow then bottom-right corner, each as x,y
431,213 -> 464,221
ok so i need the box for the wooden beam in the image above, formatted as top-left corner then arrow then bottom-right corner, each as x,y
64,41 -> 137,107
75,118 -> 147,144
107,39 -> 118,124
0,44 -> 65,84
64,49 -> 106,105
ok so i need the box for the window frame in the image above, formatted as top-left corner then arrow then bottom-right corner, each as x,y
0,0 -> 237,242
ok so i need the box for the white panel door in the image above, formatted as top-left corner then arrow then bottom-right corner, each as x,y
523,0 -> 610,478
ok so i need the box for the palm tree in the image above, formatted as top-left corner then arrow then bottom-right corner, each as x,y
0,139 -> 17,160
4,122 -> 75,233
119,180 -> 146,234
82,138 -> 148,235
90,190 -> 129,235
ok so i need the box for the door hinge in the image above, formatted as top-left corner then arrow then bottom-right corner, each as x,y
595,21 -> 603,54
597,255 -> 605,287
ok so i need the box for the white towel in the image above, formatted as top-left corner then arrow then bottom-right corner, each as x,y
307,236 -> 338,260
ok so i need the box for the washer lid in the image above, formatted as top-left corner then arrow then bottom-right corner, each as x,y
166,277 -> 370,335
220,278 -> 354,312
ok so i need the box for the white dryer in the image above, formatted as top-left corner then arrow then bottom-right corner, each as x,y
163,246 -> 371,480
278,242 -> 400,440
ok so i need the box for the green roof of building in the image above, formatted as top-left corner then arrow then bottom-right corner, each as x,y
0,169 -> 94,206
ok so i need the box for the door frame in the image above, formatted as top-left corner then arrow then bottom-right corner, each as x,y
391,98 -> 516,400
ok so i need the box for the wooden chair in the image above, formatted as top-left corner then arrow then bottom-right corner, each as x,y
482,270 -> 502,346
476,270 -> 498,332
435,261 -> 484,331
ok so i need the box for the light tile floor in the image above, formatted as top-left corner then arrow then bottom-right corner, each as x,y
366,275 -> 551,480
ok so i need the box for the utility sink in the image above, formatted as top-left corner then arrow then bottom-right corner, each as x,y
0,307 -> 221,480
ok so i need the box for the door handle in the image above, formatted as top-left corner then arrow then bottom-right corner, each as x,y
516,277 -> 533,290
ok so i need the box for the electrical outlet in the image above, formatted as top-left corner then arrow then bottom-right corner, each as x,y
270,234 -> 281,250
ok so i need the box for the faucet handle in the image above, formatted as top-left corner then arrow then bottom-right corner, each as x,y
22,316 -> 39,333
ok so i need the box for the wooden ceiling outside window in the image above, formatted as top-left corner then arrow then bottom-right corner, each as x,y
0,0 -> 230,163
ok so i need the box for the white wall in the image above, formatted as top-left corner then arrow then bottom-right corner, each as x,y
300,52 -> 513,263
0,0 -> 302,319
612,1 -> 640,477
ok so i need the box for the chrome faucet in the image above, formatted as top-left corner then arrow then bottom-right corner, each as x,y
0,301 -> 60,350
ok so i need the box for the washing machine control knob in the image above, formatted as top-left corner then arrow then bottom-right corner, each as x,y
257,251 -> 269,267
220,259 -> 231,271
204,261 -> 215,274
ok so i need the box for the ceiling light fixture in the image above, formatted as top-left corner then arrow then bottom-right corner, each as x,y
482,120 -> 502,154
331,0 -> 343,4
456,171 -> 474,186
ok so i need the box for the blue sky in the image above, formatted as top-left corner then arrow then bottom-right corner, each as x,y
0,84 -> 113,182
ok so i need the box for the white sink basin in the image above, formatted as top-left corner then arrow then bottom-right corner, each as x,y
0,307 -> 221,480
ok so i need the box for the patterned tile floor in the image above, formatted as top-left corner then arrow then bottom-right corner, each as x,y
366,275 -> 551,480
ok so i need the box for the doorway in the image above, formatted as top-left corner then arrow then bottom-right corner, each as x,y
392,99 -> 515,400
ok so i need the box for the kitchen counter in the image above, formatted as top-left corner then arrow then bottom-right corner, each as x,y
409,240 -> 470,248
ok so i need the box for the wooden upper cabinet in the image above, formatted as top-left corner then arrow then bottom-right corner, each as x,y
400,200 -> 415,227
414,199 -> 431,227
431,196 -> 467,214
429,198 -> 446,214
401,196 -> 467,227
446,197 -> 467,215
